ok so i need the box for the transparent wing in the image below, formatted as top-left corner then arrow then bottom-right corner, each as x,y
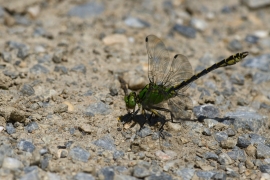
164,54 -> 193,92
168,93 -> 193,121
146,35 -> 171,84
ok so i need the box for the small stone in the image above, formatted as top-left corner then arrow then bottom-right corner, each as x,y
190,18 -> 208,31
1,52 -> 12,62
175,168 -> 196,180
237,135 -> 251,148
230,73 -> 245,85
30,64 -> 49,74
249,133 -> 265,145
246,159 -> 254,169
173,24 -> 196,38
68,2 -> 104,18
17,139 -> 35,153
204,152 -> 218,160
109,85 -> 118,96
6,123 -> 16,134
202,128 -> 211,136
213,172 -> 226,180
85,102 -> 110,116
242,54 -> 270,72
226,128 -> 236,137
113,150 -> 124,160
256,143 -> 270,158
52,50 -> 64,63
193,104 -> 220,119
227,39 -> 242,52
71,64 -> 86,74
78,124 -> 92,134
93,134 -> 116,151
69,146 -> 90,162
25,122 -> 39,133
203,119 -> 218,128
54,104 -> 68,113
245,34 -> 259,44
133,165 -> 150,178
215,132 -> 228,142
20,84 -> 35,96
145,172 -> 172,180
9,109 -> 26,122
128,76 -> 147,90
196,170 -> 216,179
103,34 -> 128,45
243,0 -> 270,9
73,172 -> 95,180
218,153 -> 233,165
136,126 -> 152,138
2,157 -> 23,170
155,150 -> 177,161
54,65 -> 68,74
227,147 -> 246,162
220,139 -> 236,149
98,167 -> 115,180
124,17 -> 150,28
260,164 -> 270,173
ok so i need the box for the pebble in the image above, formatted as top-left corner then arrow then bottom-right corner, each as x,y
30,64 -> 49,74
37,54 -> 52,63
218,153 -> 233,165
226,128 -> 236,137
20,84 -> 35,96
128,74 -> 147,90
136,126 -> 152,138
193,104 -> 220,119
227,147 -> 246,162
252,71 -> 270,84
25,122 -> 39,133
175,168 -> 196,180
163,160 -> 179,171
230,73 -> 245,85
203,119 -> 218,128
114,174 -> 138,180
259,164 -> 270,173
20,170 -> 39,180
213,172 -> 226,180
2,157 -> 23,170
249,133 -> 265,145
85,102 -> 110,117
17,46 -> 29,59
54,104 -> 68,113
68,2 -> 104,18
155,150 -> 177,161
124,17 -> 150,28
173,24 -> 196,38
102,34 -> 128,45
52,50 -> 64,63
220,139 -> 236,149
73,172 -> 95,180
1,51 -> 12,62
227,39 -> 243,51
6,123 -> 16,134
237,135 -> 251,148
98,167 -> 114,180
204,152 -> 218,160
145,172 -> 173,180
245,34 -> 259,44
113,150 -> 125,160
196,170 -> 216,179
71,64 -> 86,74
3,70 -> 19,79
133,165 -> 150,178
225,108 -> 267,132
17,139 -> 35,153
243,0 -> 270,9
190,18 -> 207,32
54,65 -> 68,74
93,134 -> 116,151
69,146 -> 90,162
202,128 -> 211,136
214,132 -> 228,142
246,159 -> 254,169
256,143 -> 270,158
109,85 -> 118,96
242,54 -> 270,72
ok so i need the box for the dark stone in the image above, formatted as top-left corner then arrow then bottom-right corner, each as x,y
30,64 -> 49,74
237,135 -> 251,148
69,146 -> 90,162
6,123 -> 16,134
68,2 -> 104,18
173,24 -> 196,38
85,102 -> 110,116
193,104 -> 220,119
71,64 -> 86,74
20,84 -> 35,96
25,122 -> 39,133
93,134 -> 115,151
17,139 -> 35,153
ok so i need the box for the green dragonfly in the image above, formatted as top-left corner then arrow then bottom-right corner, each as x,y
122,35 -> 248,135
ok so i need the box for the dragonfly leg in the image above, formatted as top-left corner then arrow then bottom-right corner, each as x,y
148,108 -> 166,139
140,109 -> 148,131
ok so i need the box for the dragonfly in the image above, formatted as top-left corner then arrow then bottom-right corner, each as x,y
121,35 -> 248,136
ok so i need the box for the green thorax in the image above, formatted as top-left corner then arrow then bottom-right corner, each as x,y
137,83 -> 175,106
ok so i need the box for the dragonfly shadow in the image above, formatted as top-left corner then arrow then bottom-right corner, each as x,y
119,112 -> 166,130
197,116 -> 236,123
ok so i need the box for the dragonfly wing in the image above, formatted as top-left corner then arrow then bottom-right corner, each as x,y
146,35 -> 171,84
165,54 -> 193,92
168,93 -> 193,122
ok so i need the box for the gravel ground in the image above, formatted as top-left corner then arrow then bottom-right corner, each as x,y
0,0 -> 270,180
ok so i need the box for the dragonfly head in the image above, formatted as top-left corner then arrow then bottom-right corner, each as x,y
124,92 -> 137,109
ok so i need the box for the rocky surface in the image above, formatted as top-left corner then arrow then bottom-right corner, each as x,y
0,0 -> 270,179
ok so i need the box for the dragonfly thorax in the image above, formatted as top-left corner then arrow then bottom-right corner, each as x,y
124,92 -> 137,109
